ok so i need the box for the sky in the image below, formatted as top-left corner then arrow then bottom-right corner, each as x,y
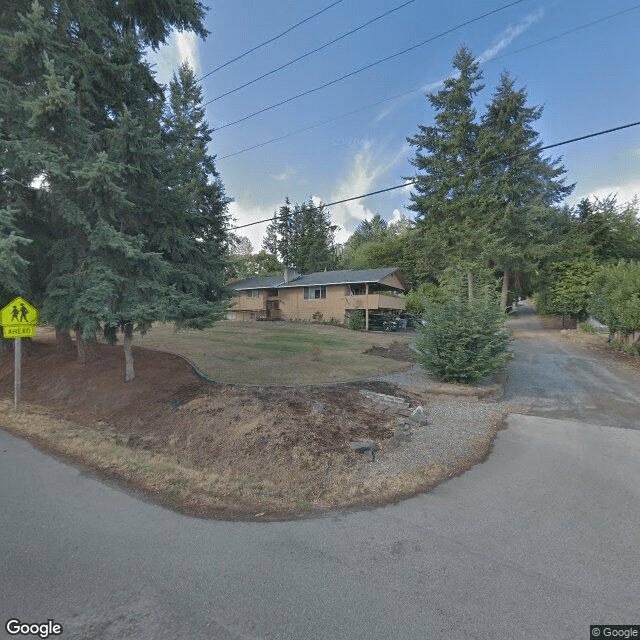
147,0 -> 640,252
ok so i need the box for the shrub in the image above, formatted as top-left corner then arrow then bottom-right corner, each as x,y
579,322 -> 597,334
347,309 -> 365,331
414,299 -> 511,384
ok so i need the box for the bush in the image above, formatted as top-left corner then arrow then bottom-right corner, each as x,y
347,309 -> 365,331
578,321 -> 597,334
414,299 -> 511,384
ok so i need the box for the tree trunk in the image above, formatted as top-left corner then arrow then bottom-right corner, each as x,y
467,271 -> 474,300
484,258 -> 492,301
56,330 -> 73,353
500,269 -> 510,311
123,324 -> 135,382
75,328 -> 98,364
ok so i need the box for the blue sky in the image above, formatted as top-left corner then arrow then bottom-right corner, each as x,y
147,0 -> 640,251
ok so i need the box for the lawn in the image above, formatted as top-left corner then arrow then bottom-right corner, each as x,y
136,321 -> 413,384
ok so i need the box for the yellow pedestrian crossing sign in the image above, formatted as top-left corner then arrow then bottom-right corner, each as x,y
1,297 -> 39,338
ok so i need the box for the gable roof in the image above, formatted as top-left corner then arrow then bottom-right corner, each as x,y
231,268 -> 406,292
230,275 -> 283,291
277,267 -> 404,289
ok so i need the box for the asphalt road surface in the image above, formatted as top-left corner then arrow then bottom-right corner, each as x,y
1,307 -> 638,640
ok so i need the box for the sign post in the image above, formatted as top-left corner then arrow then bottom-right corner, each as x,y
14,335 -> 21,410
1,297 -> 39,410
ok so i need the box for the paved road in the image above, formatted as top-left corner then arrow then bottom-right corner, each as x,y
1,307 -> 639,640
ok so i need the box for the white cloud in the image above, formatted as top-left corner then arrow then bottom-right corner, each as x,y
328,141 -> 408,243
228,199 -> 281,254
146,31 -> 200,86
477,9 -> 544,64
272,166 -> 297,182
573,179 -> 640,207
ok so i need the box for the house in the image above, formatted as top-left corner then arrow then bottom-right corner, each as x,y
228,267 -> 406,328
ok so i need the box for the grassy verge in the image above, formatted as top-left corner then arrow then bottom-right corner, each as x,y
0,397 -> 478,520
136,321 -> 413,384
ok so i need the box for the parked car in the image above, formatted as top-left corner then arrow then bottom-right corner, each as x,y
398,313 -> 427,330
367,313 -> 397,331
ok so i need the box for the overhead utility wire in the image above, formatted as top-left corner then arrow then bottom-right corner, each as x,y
493,3 -> 640,60
218,4 -> 640,160
229,119 -> 640,230
208,0 -> 416,103
219,90 -> 418,160
209,0 -> 527,126
196,0 -> 344,82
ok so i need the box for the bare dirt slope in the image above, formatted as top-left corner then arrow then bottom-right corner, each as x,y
4,339 -> 500,519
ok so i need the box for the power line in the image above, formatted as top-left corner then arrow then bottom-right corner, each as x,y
211,0 -> 527,129
196,0 -> 344,83
217,4 -> 640,160
493,3 -> 640,61
207,0 -> 416,104
219,89 -> 420,160
229,119 -> 640,230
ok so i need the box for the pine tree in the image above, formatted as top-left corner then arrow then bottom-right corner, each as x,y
270,198 -> 337,273
0,0 -> 226,379
479,73 -> 573,308
161,62 -> 232,323
405,46 -> 486,299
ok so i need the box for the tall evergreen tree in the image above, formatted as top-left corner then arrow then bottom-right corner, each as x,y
405,46 -> 485,299
0,0 -> 228,379
161,62 -> 232,322
267,197 -> 338,273
478,72 -> 573,308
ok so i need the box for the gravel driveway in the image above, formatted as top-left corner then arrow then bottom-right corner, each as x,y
503,303 -> 640,429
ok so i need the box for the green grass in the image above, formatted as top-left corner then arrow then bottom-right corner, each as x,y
136,321 -> 412,384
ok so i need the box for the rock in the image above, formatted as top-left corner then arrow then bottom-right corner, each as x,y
350,441 -> 380,461
411,405 -> 428,420
312,403 -> 329,414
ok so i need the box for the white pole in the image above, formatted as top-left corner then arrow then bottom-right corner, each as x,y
14,337 -> 21,410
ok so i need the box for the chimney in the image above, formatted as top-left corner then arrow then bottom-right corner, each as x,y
283,267 -> 299,284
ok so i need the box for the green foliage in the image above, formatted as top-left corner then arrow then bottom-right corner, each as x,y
405,46 -> 485,274
405,282 -> 450,316
404,49 -> 573,302
576,196 -> 640,261
414,298 -> 511,384
0,1 -> 229,373
264,198 -> 337,273
551,258 -> 599,321
347,309 -> 365,331
229,250 -> 283,280
578,322 -> 597,334
589,260 -> 640,335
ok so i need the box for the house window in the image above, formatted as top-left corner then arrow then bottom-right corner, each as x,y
304,286 -> 326,300
245,289 -> 259,298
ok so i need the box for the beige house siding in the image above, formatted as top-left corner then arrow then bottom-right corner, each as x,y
228,289 -> 282,321
229,282 -> 405,323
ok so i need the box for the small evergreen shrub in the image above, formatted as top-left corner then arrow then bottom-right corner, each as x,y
347,309 -> 365,331
414,299 -> 511,384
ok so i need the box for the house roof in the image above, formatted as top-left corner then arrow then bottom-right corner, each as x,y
231,267 -> 406,291
230,275 -> 283,291
277,267 -> 404,289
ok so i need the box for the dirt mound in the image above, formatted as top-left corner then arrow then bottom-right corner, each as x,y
364,341 -> 414,362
